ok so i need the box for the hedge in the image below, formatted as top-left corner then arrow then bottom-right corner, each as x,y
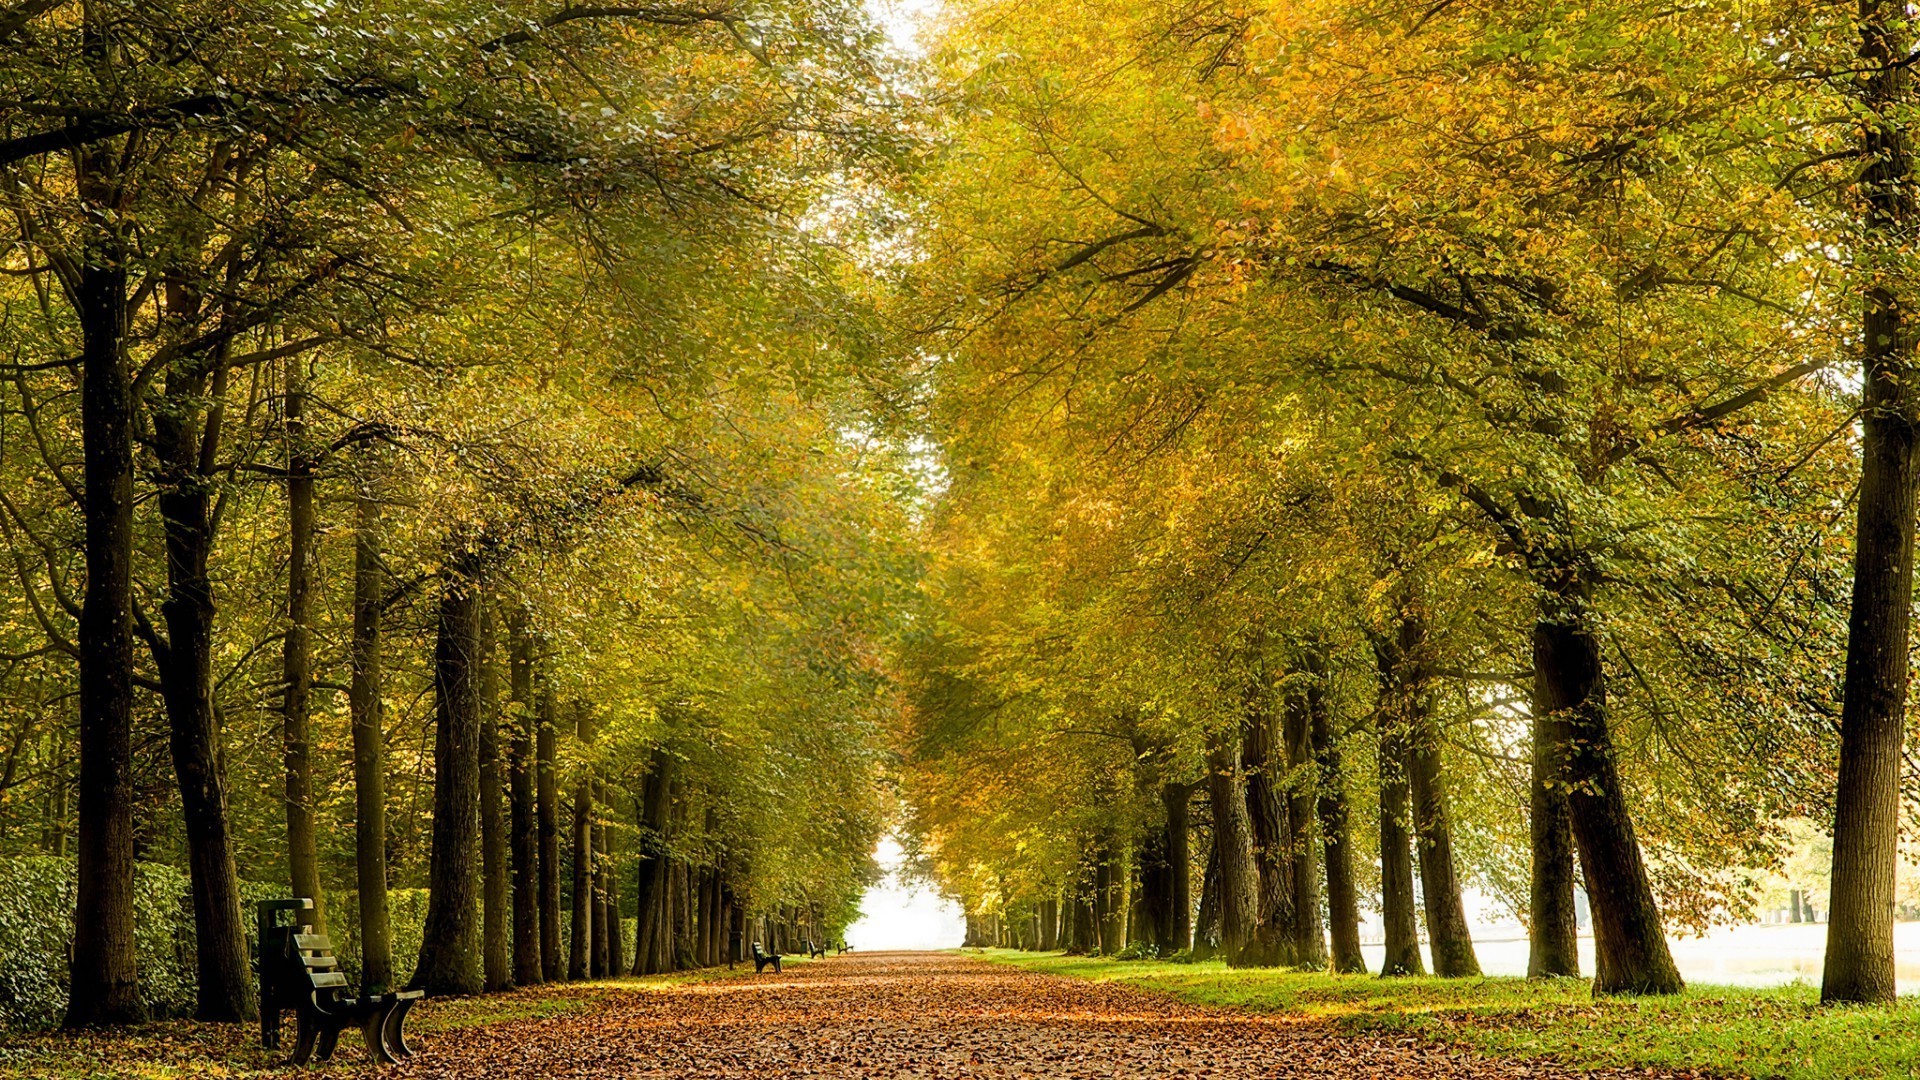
0,857 -> 427,1030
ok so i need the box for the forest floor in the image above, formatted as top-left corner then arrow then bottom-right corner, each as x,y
982,949 -> 1920,1079
0,949 -> 1779,1078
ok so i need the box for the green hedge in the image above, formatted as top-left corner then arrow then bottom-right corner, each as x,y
0,858 -> 428,1030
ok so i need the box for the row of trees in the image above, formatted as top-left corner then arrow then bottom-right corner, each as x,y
898,0 -> 1915,1002
0,0 -> 918,1027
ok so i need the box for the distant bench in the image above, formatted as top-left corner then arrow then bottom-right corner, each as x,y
751,941 -> 783,973
258,899 -> 423,1065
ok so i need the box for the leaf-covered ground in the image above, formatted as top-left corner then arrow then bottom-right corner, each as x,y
392,952 -> 1708,1079
3,952 -> 1722,1078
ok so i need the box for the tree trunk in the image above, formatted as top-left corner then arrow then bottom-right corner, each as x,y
537,686 -> 562,982
282,366 -> 321,932
153,347 -> 254,1022
66,230 -> 143,1029
1281,682 -> 1327,968
1238,692 -> 1296,968
478,606 -> 511,992
349,486 -> 393,993
1375,688 -> 1424,977
1039,895 -> 1060,951
632,748 -> 675,974
1534,592 -> 1682,995
1192,831 -> 1222,960
1206,726 -> 1260,965
569,753 -> 592,981
1149,782 -> 1192,955
412,570 -> 485,995
507,609 -> 542,985
591,783 -> 611,978
1305,660 -> 1365,974
1826,0 -> 1918,1007
1528,683 -> 1580,979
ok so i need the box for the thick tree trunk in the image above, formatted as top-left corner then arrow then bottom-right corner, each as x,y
349,487 -> 393,992
569,764 -> 592,981
1376,612 -> 1478,978
1307,658 -> 1366,974
591,785 -> 610,978
1148,782 -> 1192,955
536,687 -> 562,982
1192,830 -> 1221,961
1281,684 -> 1327,968
632,748 -> 675,974
1039,895 -> 1060,951
478,608 -> 511,992
1093,832 -> 1125,952
1206,727 -> 1259,965
1238,693 -> 1297,968
507,610 -> 542,985
154,351 -> 255,1022
412,571 -> 485,995
282,368 -> 321,932
1407,718 -> 1479,977
1826,0 -> 1918,1007
1376,700 -> 1424,977
1534,593 -> 1682,995
67,243 -> 143,1029
1528,690 -> 1580,979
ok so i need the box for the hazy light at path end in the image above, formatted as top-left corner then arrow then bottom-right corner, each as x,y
846,836 -> 965,951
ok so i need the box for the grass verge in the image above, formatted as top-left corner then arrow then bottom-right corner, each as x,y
0,966 -> 755,1079
975,948 -> 1920,1080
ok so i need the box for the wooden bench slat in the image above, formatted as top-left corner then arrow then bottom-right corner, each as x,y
300,954 -> 340,969
293,934 -> 334,951
307,972 -> 349,989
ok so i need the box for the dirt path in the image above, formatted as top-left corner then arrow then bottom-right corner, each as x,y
391,951 -> 1708,1079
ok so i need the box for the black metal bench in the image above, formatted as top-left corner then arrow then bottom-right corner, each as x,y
751,940 -> 783,973
259,899 -> 423,1065
805,939 -> 827,959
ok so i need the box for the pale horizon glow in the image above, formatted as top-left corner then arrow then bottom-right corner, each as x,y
846,836 -> 966,951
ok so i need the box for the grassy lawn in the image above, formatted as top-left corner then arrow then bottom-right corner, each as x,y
0,965 -> 757,1079
975,949 -> 1920,1080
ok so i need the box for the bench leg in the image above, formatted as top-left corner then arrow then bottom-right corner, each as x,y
316,1018 -> 342,1063
384,997 -> 418,1059
290,1010 -> 318,1065
772,957 -> 782,974
363,1009 -> 399,1065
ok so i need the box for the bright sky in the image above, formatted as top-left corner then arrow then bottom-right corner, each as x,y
845,836 -> 966,951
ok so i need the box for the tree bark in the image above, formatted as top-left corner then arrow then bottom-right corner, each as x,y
1206,726 -> 1259,965
282,365 -> 321,932
569,717 -> 593,981
1374,663 -> 1424,977
478,606 -> 511,992
349,486 -> 393,993
1192,831 -> 1221,960
537,685 -> 562,982
1527,679 -> 1580,979
591,781 -> 610,978
66,218 -> 143,1029
1826,0 -> 1918,1007
507,608 -> 542,985
412,569 -> 485,995
1147,782 -> 1192,955
1281,682 -> 1327,968
1307,656 -> 1366,974
153,334 -> 254,1022
1238,690 -> 1297,968
1534,590 -> 1682,995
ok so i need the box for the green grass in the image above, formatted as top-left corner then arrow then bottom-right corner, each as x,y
974,949 -> 1920,1079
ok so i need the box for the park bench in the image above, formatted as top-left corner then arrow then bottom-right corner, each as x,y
258,899 -> 423,1065
806,939 -> 827,959
751,941 -> 783,973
